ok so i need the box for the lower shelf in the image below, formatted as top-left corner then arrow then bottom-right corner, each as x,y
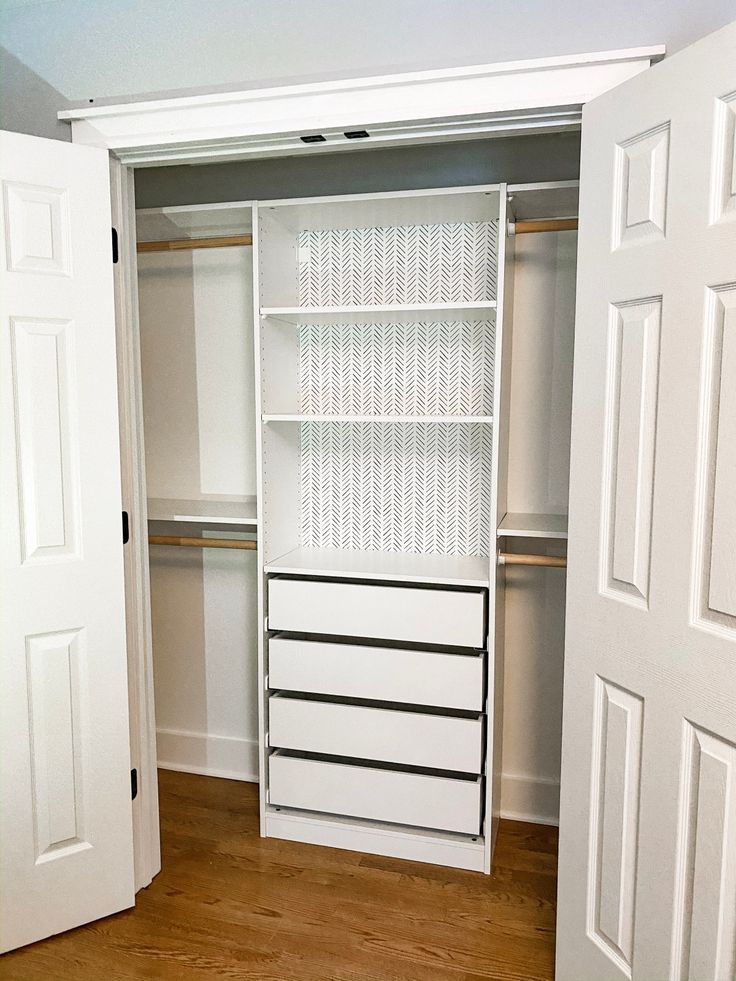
264,546 -> 489,587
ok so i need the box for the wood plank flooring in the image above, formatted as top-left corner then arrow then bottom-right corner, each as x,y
0,770 -> 558,981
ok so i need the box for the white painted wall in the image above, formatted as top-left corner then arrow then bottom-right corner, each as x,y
501,229 -> 577,825
138,246 -> 259,780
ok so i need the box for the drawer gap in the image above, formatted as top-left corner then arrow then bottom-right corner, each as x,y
268,629 -> 486,657
270,747 -> 483,781
269,689 -> 484,719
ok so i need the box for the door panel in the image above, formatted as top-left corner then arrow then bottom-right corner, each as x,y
0,130 -> 134,952
558,20 -> 736,981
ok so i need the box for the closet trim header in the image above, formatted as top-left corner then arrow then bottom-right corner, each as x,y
58,46 -> 663,167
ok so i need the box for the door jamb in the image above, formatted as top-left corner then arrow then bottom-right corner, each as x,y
109,158 -> 161,891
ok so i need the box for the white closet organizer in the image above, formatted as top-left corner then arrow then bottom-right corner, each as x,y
255,183 -> 575,873
134,181 -> 576,874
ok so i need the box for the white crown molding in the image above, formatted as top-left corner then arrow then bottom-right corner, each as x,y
59,46 -> 664,167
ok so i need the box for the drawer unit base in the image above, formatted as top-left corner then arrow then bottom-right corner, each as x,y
264,806 -> 487,873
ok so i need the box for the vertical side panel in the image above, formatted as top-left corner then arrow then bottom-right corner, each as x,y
10,318 -> 79,563
26,629 -> 89,862
672,723 -> 736,981
602,299 -> 661,607
587,677 -> 644,977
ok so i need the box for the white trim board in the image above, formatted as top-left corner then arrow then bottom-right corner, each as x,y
156,729 -> 259,783
59,47 -> 662,167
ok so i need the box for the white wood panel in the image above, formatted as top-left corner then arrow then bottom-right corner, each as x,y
710,91 -> 736,224
0,130 -> 133,952
612,123 -> 670,249
672,723 -> 736,981
268,753 -> 483,835
25,629 -> 86,860
603,298 -> 661,606
3,181 -> 70,276
268,694 -> 483,772
587,678 -> 643,975
10,317 -> 79,562
268,636 -> 484,710
267,577 -> 486,647
706,287 -> 736,620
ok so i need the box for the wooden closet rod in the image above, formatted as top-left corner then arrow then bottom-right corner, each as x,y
512,218 -> 578,235
498,552 -> 567,568
148,535 -> 257,551
137,234 -> 253,253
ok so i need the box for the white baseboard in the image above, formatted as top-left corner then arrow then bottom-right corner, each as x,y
500,772 -> 560,826
156,728 -> 258,782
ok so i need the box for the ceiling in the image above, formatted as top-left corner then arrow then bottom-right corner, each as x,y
1,0 -> 734,105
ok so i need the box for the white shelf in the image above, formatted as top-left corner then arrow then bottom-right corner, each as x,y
265,547 -> 490,588
497,512 -> 568,539
147,497 -> 258,526
260,302 -> 496,324
263,414 -> 494,424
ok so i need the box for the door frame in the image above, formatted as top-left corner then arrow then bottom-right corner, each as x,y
80,46 -> 663,891
109,160 -> 160,891
60,47 -> 662,166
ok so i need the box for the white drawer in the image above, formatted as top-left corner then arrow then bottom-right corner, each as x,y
269,752 -> 482,835
267,577 -> 486,648
268,694 -> 483,773
269,637 -> 484,711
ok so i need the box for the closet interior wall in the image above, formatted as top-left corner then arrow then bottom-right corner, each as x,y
133,140 -> 577,843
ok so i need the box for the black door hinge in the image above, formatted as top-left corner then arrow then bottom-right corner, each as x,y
112,226 -> 119,264
131,768 -> 138,800
122,510 -> 130,545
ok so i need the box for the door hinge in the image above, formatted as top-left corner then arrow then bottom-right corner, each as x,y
122,510 -> 130,544
131,768 -> 138,800
112,226 -> 119,264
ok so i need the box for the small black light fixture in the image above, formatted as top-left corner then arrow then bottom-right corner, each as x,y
300,134 -> 327,143
344,130 -> 370,140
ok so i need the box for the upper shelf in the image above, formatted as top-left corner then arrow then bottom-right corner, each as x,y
137,202 -> 253,243
147,497 -> 258,526
263,414 -> 494,424
260,302 -> 497,324
497,512 -> 568,539
265,546 -> 490,588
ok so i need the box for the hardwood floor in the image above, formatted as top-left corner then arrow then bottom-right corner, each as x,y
1,770 -> 558,981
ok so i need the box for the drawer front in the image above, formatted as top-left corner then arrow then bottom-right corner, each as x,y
269,753 -> 482,835
268,578 -> 485,648
269,637 -> 484,711
269,694 -> 483,773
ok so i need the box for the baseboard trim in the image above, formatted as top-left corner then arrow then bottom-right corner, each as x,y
156,728 -> 258,783
500,772 -> 560,827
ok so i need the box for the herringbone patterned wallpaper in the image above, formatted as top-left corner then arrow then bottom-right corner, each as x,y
296,220 -> 497,556
298,222 -> 497,305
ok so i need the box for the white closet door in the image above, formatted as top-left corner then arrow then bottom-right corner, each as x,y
0,131 -> 134,952
557,20 -> 736,981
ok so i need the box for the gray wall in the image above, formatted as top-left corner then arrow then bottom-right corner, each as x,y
0,46 -> 71,141
1,0 -> 734,108
135,133 -> 581,209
